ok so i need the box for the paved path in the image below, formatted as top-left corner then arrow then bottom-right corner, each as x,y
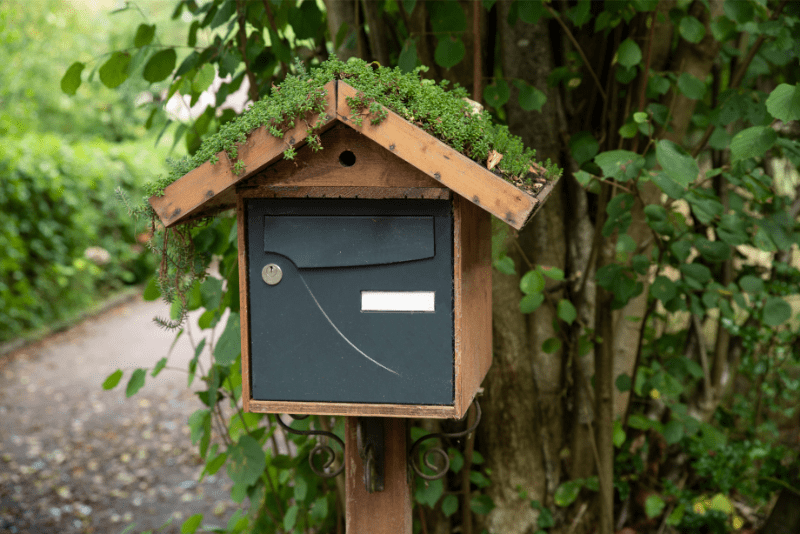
0,296 -> 240,533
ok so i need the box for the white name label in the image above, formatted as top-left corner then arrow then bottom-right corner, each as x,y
361,291 -> 435,313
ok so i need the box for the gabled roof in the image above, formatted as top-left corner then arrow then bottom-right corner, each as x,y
149,80 -> 557,230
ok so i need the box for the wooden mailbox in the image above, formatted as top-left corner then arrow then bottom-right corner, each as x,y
149,80 -> 556,420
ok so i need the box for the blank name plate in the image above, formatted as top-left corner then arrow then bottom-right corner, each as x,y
361,291 -> 435,313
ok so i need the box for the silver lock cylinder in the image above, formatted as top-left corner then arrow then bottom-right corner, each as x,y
262,263 -> 283,285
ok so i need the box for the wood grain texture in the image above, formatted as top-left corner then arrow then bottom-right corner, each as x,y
149,81 -> 338,227
239,186 -> 450,200
237,197 -> 251,413
345,417 -> 411,534
247,400 -> 458,419
453,194 -> 492,417
336,81 -> 538,230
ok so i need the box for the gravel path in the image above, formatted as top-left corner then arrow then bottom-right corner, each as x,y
0,296 -> 241,533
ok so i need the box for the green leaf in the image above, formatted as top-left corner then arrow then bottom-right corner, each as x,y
442,494 -> 459,517
554,480 -> 582,507
200,277 -> 223,310
651,172 -> 685,199
398,40 -> 417,73
181,514 -> 203,534
679,16 -> 706,43
435,36 -> 466,69
448,448 -> 464,473
61,61 -> 85,95
694,238 -> 730,262
470,471 -> 491,488
142,276 -> 161,301
514,80 -> 547,112
193,63 -> 216,94
470,494 -> 495,515
615,373 -> 632,393
429,1 -> 467,32
730,126 -> 778,162
542,337 -> 562,354
103,369 -> 123,390
415,477 -> 444,507
484,79 -> 510,108
283,505 -> 299,531
288,0 -> 324,39
151,357 -> 167,378
594,150 -> 641,181
520,293 -> 545,314
650,275 -> 677,302
739,275 -> 764,293
294,475 -> 308,502
613,420 -> 626,447
134,23 -> 156,47
493,255 -> 516,275
569,131 -> 599,166
215,313 -> 241,365
126,368 -> 146,397
701,423 -> 727,450
227,435 -> 266,487
541,266 -> 565,281
656,140 -> 698,187
557,300 -> 577,324
617,39 -> 642,68
763,296 -> 792,326
766,84 -> 800,122
402,0 -> 417,14
520,270 -> 545,295
724,0 -> 753,24
644,495 -> 666,518
203,452 -> 227,477
663,419 -> 684,445
310,496 -> 329,521
99,52 -> 131,89
633,111 -> 649,123
677,72 -> 706,99
143,48 -> 177,83
518,0 -> 546,24
680,263 -> 712,284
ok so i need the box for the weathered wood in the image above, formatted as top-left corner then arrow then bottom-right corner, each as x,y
247,400 -> 457,419
239,186 -> 450,200
150,81 -> 338,228
336,81 -> 538,230
453,195 -> 492,416
237,196 -> 251,413
345,417 -> 411,534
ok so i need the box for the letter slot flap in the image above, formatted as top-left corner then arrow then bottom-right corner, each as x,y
264,216 -> 435,268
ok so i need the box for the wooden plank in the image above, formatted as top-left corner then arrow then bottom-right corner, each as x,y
345,418 -> 411,534
246,400 -> 458,419
149,80 -> 338,228
237,197 -> 251,413
337,81 -> 538,230
245,124 -> 446,189
453,195 -> 492,417
239,186 -> 450,200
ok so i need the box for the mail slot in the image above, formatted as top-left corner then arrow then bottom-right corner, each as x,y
246,199 -> 454,406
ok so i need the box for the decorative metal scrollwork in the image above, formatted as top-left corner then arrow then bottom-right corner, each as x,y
409,400 -> 482,481
275,414 -> 345,478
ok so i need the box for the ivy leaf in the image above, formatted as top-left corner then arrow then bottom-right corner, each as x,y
102,369 -> 123,390
656,140 -> 698,187
470,494 -> 495,515
513,80 -> 547,112
763,296 -> 792,326
557,300 -> 577,324
448,448 -> 464,473
617,39 -> 642,68
694,238 -> 730,262
181,514 -> 203,534
415,477 -> 444,507
60,61 -> 84,95
651,172 -> 685,199
739,275 -> 764,293
398,40 -> 417,73
134,23 -> 156,47
125,368 -> 146,397
143,48 -> 177,83
99,52 -> 131,88
679,16 -> 705,43
520,270 -> 545,295
570,131 -> 599,167
766,84 -> 800,122
730,126 -> 778,162
483,79 -> 510,108
215,313 -> 241,366
650,276 -> 677,302
442,494 -> 459,517
677,72 -> 706,99
520,293 -> 545,314
644,495 -> 666,518
227,435 -> 266,487
434,36 -> 465,69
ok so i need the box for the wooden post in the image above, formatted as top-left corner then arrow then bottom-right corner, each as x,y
345,417 -> 412,533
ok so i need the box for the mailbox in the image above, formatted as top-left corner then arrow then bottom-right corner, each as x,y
149,80 -> 556,419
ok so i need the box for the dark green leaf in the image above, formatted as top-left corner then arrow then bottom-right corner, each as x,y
493,255 -> 516,275
142,276 -> 161,301
210,0 -> 236,29
61,61 -> 84,95
651,172 -> 685,199
694,238 -> 730,262
215,313 -> 241,366
650,276 -> 677,302
730,126 -> 778,162
644,495 -> 666,518
483,79 -> 510,108
469,471 -> 491,488
615,373 -> 632,393
204,452 -> 227,477
143,48 -> 177,83
763,297 -> 792,326
442,494 -> 459,517
677,72 -> 706,99
663,420 -> 684,445
594,150 -> 641,181
134,23 -> 156,47
288,0 -> 324,39
402,0 -> 417,14
126,368 -> 146,397
518,0 -> 546,24
310,496 -> 329,521
656,140 -> 698,187
680,263 -> 712,284
617,39 -> 642,68
151,357 -> 167,378
283,505 -> 299,531
415,477 -> 444,507
557,300 -> 577,324
541,266 -> 565,280
181,514 -> 203,534
193,63 -> 216,93
554,480 -> 582,507
514,80 -> 547,112
99,52 -> 131,88
723,0 -> 753,24
434,36 -> 465,69
613,420 -> 626,447
448,448 -> 464,473
679,16 -> 705,43
470,494 -> 495,514
701,423 -> 727,450
739,275 -> 764,293
103,369 -> 123,390
520,293 -> 545,314
520,269 -> 545,294
766,84 -> 800,122
542,337 -> 562,354
398,40 -> 417,73
569,131 -> 599,166
227,435 -> 266,486
429,1 -> 467,32
200,277 -> 223,310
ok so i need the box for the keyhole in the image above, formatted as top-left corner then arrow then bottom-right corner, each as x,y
339,150 -> 356,167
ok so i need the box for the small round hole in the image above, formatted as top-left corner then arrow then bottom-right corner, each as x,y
339,150 -> 356,167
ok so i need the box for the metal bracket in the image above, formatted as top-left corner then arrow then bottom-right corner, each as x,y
275,414 -> 344,478
409,400 -> 482,480
357,417 -> 385,493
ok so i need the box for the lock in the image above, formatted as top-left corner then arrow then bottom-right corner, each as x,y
262,263 -> 283,285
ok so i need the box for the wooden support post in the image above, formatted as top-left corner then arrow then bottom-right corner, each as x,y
345,417 -> 411,533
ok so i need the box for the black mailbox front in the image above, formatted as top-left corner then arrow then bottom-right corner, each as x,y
246,198 -> 454,406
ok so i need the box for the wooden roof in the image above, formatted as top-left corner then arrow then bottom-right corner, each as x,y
149,80 -> 557,230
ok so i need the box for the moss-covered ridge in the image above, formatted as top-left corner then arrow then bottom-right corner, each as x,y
147,57 -> 561,201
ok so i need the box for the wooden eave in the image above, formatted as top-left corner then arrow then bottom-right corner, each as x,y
149,80 -> 557,230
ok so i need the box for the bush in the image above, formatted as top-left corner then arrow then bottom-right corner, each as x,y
0,133 -> 156,341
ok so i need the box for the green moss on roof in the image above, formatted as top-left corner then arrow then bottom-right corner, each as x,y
145,57 -> 561,204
